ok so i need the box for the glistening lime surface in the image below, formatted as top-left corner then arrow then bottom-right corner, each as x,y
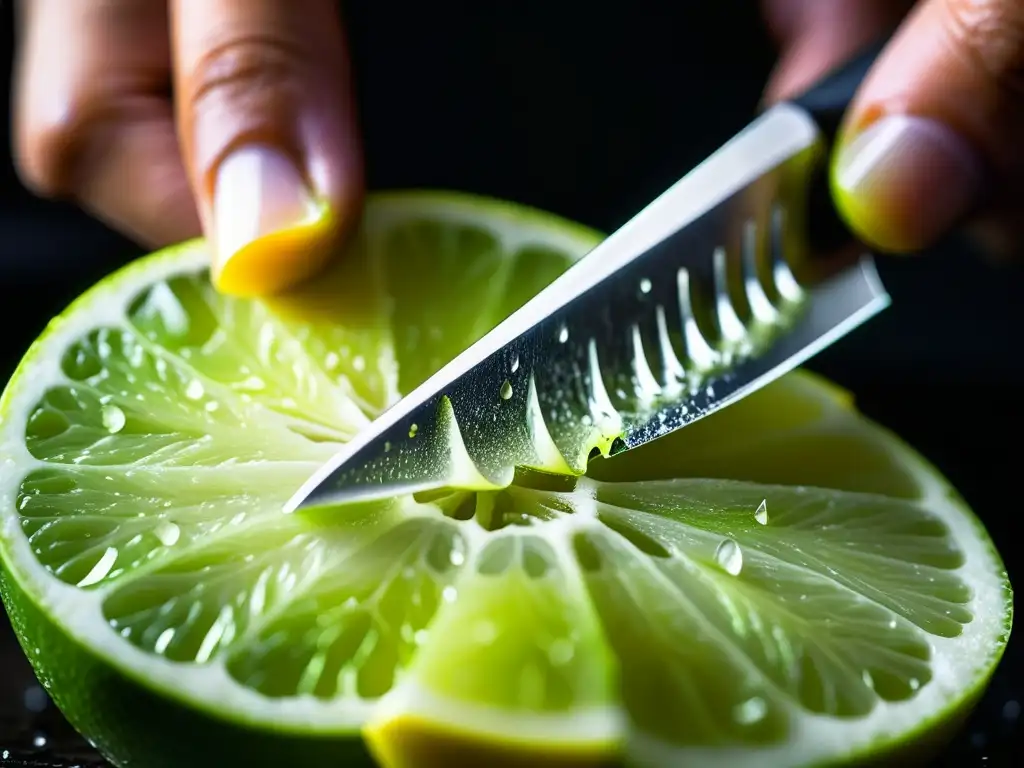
0,191 -> 1012,768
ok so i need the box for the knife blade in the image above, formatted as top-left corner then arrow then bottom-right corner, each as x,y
284,43 -> 890,513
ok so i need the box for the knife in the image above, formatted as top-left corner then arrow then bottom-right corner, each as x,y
284,41 -> 891,513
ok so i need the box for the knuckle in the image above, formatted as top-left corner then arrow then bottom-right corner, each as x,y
185,35 -> 307,121
943,0 -> 1024,98
14,95 -> 103,199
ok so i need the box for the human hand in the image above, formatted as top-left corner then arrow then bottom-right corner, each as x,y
12,0 -> 363,296
763,0 -> 1024,258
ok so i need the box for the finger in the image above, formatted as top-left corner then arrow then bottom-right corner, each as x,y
762,0 -> 916,102
832,0 -> 1024,254
12,0 -> 201,247
170,0 -> 363,297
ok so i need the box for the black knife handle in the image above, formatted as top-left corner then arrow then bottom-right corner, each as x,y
790,39 -> 889,145
787,38 -> 889,255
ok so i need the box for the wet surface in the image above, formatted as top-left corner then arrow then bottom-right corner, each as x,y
0,614 -> 106,766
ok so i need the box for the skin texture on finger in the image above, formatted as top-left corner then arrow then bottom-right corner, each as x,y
12,0 -> 201,247
170,0 -> 363,297
762,0 -> 916,102
833,0 -> 1024,254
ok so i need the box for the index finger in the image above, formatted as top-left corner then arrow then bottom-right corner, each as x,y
170,0 -> 363,297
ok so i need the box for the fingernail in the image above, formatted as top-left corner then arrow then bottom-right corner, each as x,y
212,144 -> 324,285
833,115 -> 983,253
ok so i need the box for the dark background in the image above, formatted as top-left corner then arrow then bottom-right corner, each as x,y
0,2 -> 1021,765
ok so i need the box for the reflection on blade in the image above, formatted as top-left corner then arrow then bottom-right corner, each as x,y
284,104 -> 890,513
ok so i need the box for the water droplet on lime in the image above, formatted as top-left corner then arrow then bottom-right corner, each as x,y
754,498 -> 768,525
715,538 -> 743,576
101,404 -> 126,434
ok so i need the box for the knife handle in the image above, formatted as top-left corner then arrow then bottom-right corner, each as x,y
787,38 -> 889,255
789,38 -> 888,145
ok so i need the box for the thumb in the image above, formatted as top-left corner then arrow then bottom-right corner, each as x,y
171,0 -> 363,297
831,0 -> 1024,254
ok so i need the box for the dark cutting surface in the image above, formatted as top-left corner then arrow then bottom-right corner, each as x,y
0,2 -> 1020,765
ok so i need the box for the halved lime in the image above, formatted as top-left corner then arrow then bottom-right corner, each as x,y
0,192 -> 1011,767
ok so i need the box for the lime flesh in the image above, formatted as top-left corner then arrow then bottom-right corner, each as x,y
0,191 -> 1012,768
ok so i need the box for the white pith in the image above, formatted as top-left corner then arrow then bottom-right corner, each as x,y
0,193 -> 1009,766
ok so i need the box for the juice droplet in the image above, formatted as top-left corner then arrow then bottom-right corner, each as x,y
77,546 -> 118,587
185,379 -> 205,401
384,440 -> 392,453
472,620 -> 498,645
22,685 -> 47,713
500,380 -> 513,400
101,404 -> 126,434
909,677 -> 921,691
409,423 -> 419,438
548,638 -> 575,666
154,628 -> 175,655
557,325 -> 569,343
754,499 -> 768,525
154,521 -> 181,547
733,696 -> 767,725
511,355 -> 520,373
639,277 -> 652,294
715,538 -> 743,575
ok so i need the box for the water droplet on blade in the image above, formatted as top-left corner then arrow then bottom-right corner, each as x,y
511,355 -> 520,373
754,499 -> 768,525
557,325 -> 569,344
101,404 -> 126,434
500,380 -> 513,400
639,277 -> 652,294
715,538 -> 743,575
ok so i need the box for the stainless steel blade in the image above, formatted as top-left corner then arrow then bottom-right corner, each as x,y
284,103 -> 890,513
